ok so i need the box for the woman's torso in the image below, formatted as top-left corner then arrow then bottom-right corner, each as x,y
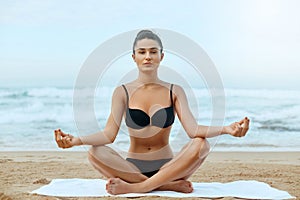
122,82 -> 175,160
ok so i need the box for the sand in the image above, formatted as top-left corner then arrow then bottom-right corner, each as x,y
0,151 -> 299,200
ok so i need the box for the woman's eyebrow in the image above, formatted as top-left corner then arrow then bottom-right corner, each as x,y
135,47 -> 160,50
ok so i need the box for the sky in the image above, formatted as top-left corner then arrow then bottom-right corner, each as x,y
0,0 -> 300,90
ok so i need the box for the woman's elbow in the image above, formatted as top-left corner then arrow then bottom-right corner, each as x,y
109,135 -> 116,143
186,128 -> 206,139
106,133 -> 117,144
188,134 -> 206,139
102,130 -> 117,144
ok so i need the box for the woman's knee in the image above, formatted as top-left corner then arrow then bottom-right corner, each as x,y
88,145 -> 110,163
190,137 -> 210,159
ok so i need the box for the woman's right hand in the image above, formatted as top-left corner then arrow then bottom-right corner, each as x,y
54,129 -> 80,148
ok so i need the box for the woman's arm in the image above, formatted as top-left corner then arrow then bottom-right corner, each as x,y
54,86 -> 126,148
173,85 -> 249,138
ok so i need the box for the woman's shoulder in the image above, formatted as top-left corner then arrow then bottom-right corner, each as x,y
111,85 -> 127,98
155,81 -> 184,91
170,83 -> 184,93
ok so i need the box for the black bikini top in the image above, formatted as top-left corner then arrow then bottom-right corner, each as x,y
122,84 -> 175,129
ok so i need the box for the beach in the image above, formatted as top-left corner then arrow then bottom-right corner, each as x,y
1,87 -> 299,200
0,151 -> 299,200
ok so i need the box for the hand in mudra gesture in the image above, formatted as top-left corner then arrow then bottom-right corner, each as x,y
54,129 -> 75,148
225,117 -> 250,137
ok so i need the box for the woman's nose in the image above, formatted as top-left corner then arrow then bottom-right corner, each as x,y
145,51 -> 151,59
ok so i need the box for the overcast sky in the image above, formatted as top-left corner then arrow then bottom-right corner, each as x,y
1,0 -> 299,90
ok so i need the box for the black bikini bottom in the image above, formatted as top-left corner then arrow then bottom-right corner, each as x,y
126,158 -> 172,178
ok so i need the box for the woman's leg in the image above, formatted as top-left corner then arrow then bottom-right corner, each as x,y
88,145 -> 147,183
88,145 -> 194,193
106,137 -> 210,194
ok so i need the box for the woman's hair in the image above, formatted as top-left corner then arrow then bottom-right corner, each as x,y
132,30 -> 163,54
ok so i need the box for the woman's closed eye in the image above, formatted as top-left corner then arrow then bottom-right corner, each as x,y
138,51 -> 146,54
137,50 -> 158,55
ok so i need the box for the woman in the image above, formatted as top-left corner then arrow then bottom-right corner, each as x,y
54,30 -> 250,195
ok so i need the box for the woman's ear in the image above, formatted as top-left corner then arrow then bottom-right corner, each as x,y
132,54 -> 136,62
160,52 -> 164,61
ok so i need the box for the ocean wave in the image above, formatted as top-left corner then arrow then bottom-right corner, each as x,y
254,118 -> 300,132
0,88 -> 67,98
0,90 -> 29,98
257,125 -> 300,132
214,143 -> 279,148
0,87 -> 116,100
224,88 -> 300,99
1,87 -> 300,151
0,102 -> 73,123
1,113 -> 72,124
0,87 -> 90,98
27,88 -> 73,98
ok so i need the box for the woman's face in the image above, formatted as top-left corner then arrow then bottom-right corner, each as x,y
132,38 -> 164,72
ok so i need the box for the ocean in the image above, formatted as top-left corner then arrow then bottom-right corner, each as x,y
0,86 -> 299,152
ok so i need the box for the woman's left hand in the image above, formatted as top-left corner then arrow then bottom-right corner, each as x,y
224,117 -> 250,137
54,129 -> 75,148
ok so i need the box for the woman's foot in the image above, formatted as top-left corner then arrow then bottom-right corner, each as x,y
106,178 -> 193,195
157,180 -> 193,193
106,178 -> 139,195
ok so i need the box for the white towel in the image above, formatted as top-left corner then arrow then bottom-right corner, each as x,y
31,178 -> 295,199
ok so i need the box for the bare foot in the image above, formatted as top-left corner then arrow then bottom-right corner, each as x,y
157,180 -> 193,193
106,178 -> 193,195
106,178 -> 138,195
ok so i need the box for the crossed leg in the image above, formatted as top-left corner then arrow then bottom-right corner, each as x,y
88,137 -> 210,195
88,145 -> 193,193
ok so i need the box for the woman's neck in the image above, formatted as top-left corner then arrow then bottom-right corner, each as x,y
136,71 -> 160,85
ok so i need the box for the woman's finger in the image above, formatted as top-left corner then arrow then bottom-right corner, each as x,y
59,129 -> 68,137
54,130 -> 60,141
54,130 -> 63,147
241,118 -> 250,136
238,117 -> 246,125
234,123 -> 242,137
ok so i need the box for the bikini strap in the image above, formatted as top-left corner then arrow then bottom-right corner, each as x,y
121,84 -> 129,107
170,84 -> 174,106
